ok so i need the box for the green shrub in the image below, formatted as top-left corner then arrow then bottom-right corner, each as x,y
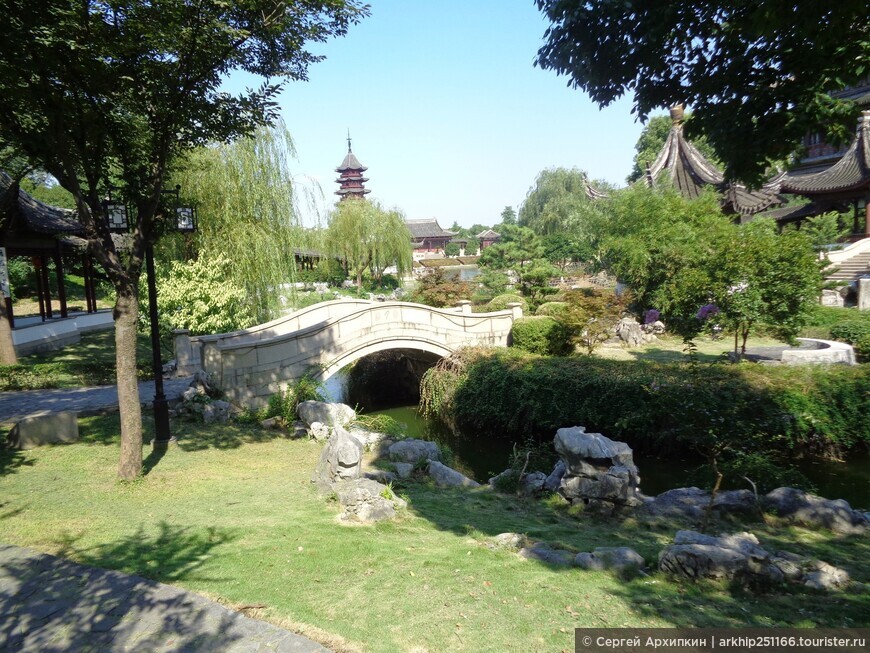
535,301 -> 569,319
510,316 -> 571,356
0,364 -> 62,391
830,319 -> 870,344
853,332 -> 870,363
422,348 -> 869,490
486,294 -> 528,312
265,373 -> 325,423
7,257 -> 37,299
352,413 -> 408,438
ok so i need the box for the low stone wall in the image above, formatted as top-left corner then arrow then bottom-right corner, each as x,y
12,310 -> 114,356
781,338 -> 856,365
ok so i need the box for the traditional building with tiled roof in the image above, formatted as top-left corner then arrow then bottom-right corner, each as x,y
0,171 -> 103,325
406,219 -> 455,256
780,110 -> 870,236
645,105 -> 784,220
476,229 -> 500,250
335,134 -> 371,200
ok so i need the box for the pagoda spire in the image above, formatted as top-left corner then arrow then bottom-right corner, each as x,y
335,132 -> 371,201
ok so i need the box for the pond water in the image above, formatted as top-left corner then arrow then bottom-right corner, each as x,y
439,265 -> 480,282
370,405 -> 870,510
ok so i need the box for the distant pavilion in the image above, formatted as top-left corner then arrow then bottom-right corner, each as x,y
406,219 -> 455,256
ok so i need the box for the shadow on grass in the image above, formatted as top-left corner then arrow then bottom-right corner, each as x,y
397,481 -> 870,626
173,421 -> 288,452
0,446 -> 35,477
0,523 -> 249,652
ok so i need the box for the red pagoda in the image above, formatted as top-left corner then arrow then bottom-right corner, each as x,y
335,134 -> 371,200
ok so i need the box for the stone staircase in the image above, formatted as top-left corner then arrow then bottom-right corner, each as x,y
825,250 -> 870,282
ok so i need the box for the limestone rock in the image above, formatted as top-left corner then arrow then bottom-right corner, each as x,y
802,560 -> 850,591
388,439 -> 441,464
308,422 -> 330,443
393,462 -> 414,479
8,411 -> 79,450
490,533 -> 528,550
543,460 -> 566,492
554,426 -> 642,511
518,542 -> 574,566
311,426 -> 363,494
202,400 -> 231,425
763,487 -> 868,535
574,547 -> 645,572
334,478 -> 406,523
297,401 -> 356,428
640,487 -> 758,521
520,471 -> 547,495
364,469 -> 396,484
659,531 -> 783,585
615,317 -> 644,347
427,460 -> 480,488
190,370 -> 220,397
259,416 -> 284,430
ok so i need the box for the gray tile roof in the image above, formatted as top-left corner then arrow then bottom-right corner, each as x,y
781,111 -> 870,195
336,150 -> 367,172
0,171 -> 82,235
405,219 -> 455,238
645,107 -> 784,216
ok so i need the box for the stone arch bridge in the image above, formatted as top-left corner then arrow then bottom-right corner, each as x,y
174,299 -> 522,408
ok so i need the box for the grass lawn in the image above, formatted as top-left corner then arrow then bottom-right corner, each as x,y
1,330 -> 164,390
1,416 -> 867,652
12,273 -> 114,317
594,334 -> 792,363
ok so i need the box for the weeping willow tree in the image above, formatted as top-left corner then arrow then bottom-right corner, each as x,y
166,123 -> 309,323
324,199 -> 412,290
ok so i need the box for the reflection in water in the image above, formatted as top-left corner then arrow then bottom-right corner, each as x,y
370,405 -> 870,509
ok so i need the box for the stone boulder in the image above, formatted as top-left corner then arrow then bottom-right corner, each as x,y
640,487 -> 757,521
427,460 -> 480,488
615,317 -> 645,347
762,487 -> 868,535
659,530 -> 783,585
554,426 -> 642,511
520,471 -> 547,496
333,478 -> 407,523
489,532 -> 528,550
202,400 -> 231,425
574,547 -> 645,573
388,439 -> 440,464
308,421 -> 330,442
543,460 -> 566,492
311,426 -> 363,494
297,401 -> 356,428
393,462 -> 414,479
7,411 -> 79,450
518,542 -> 574,566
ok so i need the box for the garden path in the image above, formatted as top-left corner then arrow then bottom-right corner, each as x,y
0,543 -> 330,652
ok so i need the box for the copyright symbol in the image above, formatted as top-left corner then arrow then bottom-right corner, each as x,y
583,636 -> 592,646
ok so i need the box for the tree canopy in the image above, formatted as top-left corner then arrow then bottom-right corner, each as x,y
0,0 -> 368,479
535,1 -> 870,183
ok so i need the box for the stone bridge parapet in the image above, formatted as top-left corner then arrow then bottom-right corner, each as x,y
174,299 -> 521,408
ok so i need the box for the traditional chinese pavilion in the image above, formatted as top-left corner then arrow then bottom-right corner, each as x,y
406,219 -> 455,255
777,111 -> 870,237
476,229 -> 501,250
0,172 -> 106,327
645,105 -> 783,221
335,135 -> 371,201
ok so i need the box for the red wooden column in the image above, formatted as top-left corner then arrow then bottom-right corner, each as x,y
54,241 -> 68,318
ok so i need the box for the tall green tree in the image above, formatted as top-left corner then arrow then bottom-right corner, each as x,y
325,199 -> 412,291
518,167 -> 600,236
0,0 -> 367,479
169,124 -> 304,323
536,0 -> 870,183
500,206 -> 517,226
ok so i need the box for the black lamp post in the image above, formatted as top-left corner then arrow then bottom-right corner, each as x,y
103,186 -> 197,449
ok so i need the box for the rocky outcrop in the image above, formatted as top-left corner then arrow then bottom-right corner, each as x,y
518,542 -> 574,566
659,530 -> 851,591
543,460 -> 566,492
388,439 -> 441,464
763,487 -> 868,535
297,401 -> 355,428
554,426 -> 642,512
333,478 -> 407,523
640,487 -> 757,521
311,426 -> 363,494
428,460 -> 479,488
308,421 -> 330,442
615,317 -> 645,347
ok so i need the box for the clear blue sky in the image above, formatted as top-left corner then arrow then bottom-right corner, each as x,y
227,0 -> 651,229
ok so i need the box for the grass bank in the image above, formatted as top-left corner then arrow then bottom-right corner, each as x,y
0,416 -> 867,652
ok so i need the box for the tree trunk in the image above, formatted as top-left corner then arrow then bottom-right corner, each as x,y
115,286 -> 143,480
0,299 -> 16,365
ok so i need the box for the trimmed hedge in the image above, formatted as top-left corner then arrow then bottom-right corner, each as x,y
424,349 -> 869,460
535,301 -> 569,319
830,319 -> 870,362
510,316 -> 571,356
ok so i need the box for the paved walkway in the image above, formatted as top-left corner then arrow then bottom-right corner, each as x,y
0,378 -> 194,423
0,544 -> 329,652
